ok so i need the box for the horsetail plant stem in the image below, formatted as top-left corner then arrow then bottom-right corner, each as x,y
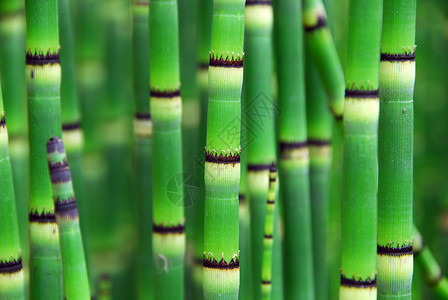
260,165 -> 277,299
302,0 -> 344,120
0,2 -> 30,294
273,0 -> 314,297
377,1 -> 416,299
131,0 -> 153,298
244,1 -> 279,299
58,0 -> 90,280
305,45 -> 333,300
413,226 -> 448,299
340,0 -> 382,298
25,0 -> 63,298
46,136 -> 90,300
0,80 -> 24,300
202,0 -> 245,297
149,0 -> 185,297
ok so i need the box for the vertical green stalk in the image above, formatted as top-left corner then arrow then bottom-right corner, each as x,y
25,0 -> 63,298
377,1 -> 416,299
244,1 -> 278,299
202,0 -> 245,297
58,0 -> 90,280
192,0 -> 213,297
46,137 -> 90,300
273,0 -> 314,297
131,0 -> 153,298
0,2 -> 29,297
149,0 -> 185,297
305,45 -> 333,300
0,81 -> 24,300
413,226 -> 448,299
302,0 -> 344,120
340,0 -> 382,299
260,165 -> 277,299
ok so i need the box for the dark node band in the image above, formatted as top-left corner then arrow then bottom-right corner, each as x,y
55,198 -> 79,219
209,54 -> 244,68
279,141 -> 308,151
198,62 -> 209,70
26,53 -> 60,65
341,275 -> 377,288
135,112 -> 151,120
0,116 -> 5,127
308,139 -> 331,146
345,89 -> 379,99
49,162 -> 72,184
46,136 -> 65,154
264,234 -> 273,239
0,257 -> 22,274
267,200 -> 275,204
380,52 -> 415,62
304,15 -> 327,32
153,223 -> 185,234
269,177 -> 276,182
377,245 -> 413,256
429,271 -> 444,287
62,122 -> 81,131
247,163 -> 271,172
203,256 -> 240,269
261,280 -> 272,285
239,194 -> 246,204
150,89 -> 180,98
246,0 -> 272,6
205,153 -> 240,164
29,211 -> 57,223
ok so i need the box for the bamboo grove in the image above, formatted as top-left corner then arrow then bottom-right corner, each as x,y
3,0 -> 448,299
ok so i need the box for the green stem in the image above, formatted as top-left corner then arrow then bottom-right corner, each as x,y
131,1 -> 153,299
149,0 -> 185,297
302,0 -> 344,120
0,80 -> 24,300
46,137 -> 90,300
25,0 -> 63,298
414,226 -> 448,299
202,0 -> 245,297
377,1 -> 416,299
340,0 -> 382,298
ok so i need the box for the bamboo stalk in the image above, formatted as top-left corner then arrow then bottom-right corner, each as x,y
131,0 -> 153,299
305,44 -> 333,300
273,0 -> 315,297
413,226 -> 448,299
377,1 -> 416,299
339,0 -> 382,298
0,2 -> 30,297
302,0 -> 344,120
244,1 -> 279,299
46,137 -> 90,300
260,165 -> 277,299
25,0 -> 64,298
202,0 -> 245,297
149,0 -> 185,297
0,80 -> 24,300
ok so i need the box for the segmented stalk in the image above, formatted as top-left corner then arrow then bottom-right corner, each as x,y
0,81 -> 24,300
305,45 -> 333,300
340,0 -> 382,298
413,226 -> 448,299
302,0 -> 344,119
260,165 -> 277,299
377,1 -> 416,299
244,1 -> 279,299
46,137 -> 90,300
131,0 -> 153,299
273,0 -> 314,297
202,0 -> 245,297
25,0 -> 63,298
149,0 -> 185,297
0,2 -> 29,295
